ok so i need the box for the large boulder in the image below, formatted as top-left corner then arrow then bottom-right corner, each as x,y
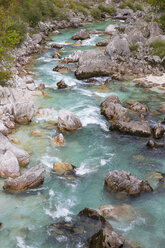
58,109 -> 82,131
75,50 -> 112,80
110,120 -> 152,137
105,170 -> 153,196
0,120 -> 10,136
0,133 -> 30,166
153,123 -> 164,139
105,35 -> 130,59
3,164 -> 45,192
127,30 -> 146,45
72,29 -> 90,40
12,102 -> 37,124
49,208 -> 113,245
105,24 -> 118,35
101,96 -> 129,122
0,151 -> 21,178
89,228 -> 125,248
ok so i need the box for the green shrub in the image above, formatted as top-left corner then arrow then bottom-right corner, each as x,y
156,15 -> 165,33
91,8 -> 101,19
129,44 -> 139,56
77,6 -> 88,16
98,4 -> 116,15
119,1 -> 134,10
150,40 -> 165,59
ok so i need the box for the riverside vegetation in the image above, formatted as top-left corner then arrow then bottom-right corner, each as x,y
0,0 -> 165,248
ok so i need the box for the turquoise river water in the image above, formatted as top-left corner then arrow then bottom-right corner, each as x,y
0,20 -> 165,248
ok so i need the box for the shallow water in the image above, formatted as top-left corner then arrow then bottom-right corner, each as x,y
1,20 -> 165,248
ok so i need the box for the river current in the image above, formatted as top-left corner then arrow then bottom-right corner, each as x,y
0,20 -> 165,248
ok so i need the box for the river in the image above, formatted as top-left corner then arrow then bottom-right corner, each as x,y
0,20 -> 165,248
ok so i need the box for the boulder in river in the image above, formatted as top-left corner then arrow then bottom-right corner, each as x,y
52,51 -> 61,59
53,64 -> 69,73
49,208 -> 113,244
0,151 -> 21,178
75,50 -> 112,80
51,43 -> 64,49
56,80 -> 68,89
53,162 -> 76,177
72,29 -> 90,40
110,120 -> 152,137
0,133 -> 30,166
3,164 -> 45,192
58,109 -> 82,131
128,101 -> 149,113
105,170 -> 153,196
147,140 -> 164,148
101,95 -> 129,122
153,123 -> 164,139
89,227 -> 125,248
96,40 -> 109,47
53,133 -> 65,146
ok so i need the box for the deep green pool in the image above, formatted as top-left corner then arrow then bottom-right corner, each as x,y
0,20 -> 165,248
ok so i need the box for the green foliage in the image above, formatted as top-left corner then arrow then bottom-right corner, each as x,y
98,4 -> 116,15
91,8 -> 101,19
129,44 -> 139,56
119,0 -> 143,12
150,40 -> 165,59
155,15 -> 165,33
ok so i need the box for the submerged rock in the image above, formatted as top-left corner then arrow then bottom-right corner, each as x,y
53,162 -> 76,177
30,130 -> 45,136
153,123 -> 164,139
147,140 -> 164,148
3,164 -> 45,192
105,170 -> 153,196
0,151 -> 21,178
73,40 -> 82,46
101,95 -> 129,122
110,120 -> 152,137
72,29 -> 90,40
58,109 -> 82,131
0,133 -> 30,166
53,133 -> 65,146
56,80 -> 68,89
99,204 -> 136,222
75,50 -> 112,80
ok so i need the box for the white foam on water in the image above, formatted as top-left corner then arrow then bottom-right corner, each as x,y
77,105 -> 109,131
35,108 -> 58,122
45,196 -> 75,221
41,155 -> 61,169
82,35 -> 99,46
116,216 -> 146,233
76,155 -> 113,176
94,91 -> 118,98
16,237 -> 35,248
